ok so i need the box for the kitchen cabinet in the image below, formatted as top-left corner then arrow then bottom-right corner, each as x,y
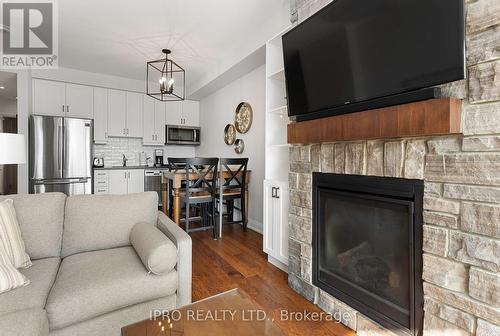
104,169 -> 144,195
165,101 -> 182,125
33,79 -> 66,116
182,100 -> 199,126
263,180 -> 289,266
143,96 -> 166,145
65,84 -> 93,119
165,100 -> 199,126
127,170 -> 145,194
33,79 -> 93,118
107,90 -> 143,138
107,89 -> 127,137
93,87 -> 108,144
126,92 -> 143,138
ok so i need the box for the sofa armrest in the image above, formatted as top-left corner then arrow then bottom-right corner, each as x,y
156,211 -> 192,307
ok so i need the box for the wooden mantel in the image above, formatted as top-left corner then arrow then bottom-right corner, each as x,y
287,98 -> 462,144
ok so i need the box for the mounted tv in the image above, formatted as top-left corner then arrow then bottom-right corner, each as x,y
283,0 -> 465,122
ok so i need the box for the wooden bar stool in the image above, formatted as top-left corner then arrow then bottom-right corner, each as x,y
217,158 -> 248,237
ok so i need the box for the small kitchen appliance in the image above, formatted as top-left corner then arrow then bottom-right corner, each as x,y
154,149 -> 164,166
93,156 -> 104,168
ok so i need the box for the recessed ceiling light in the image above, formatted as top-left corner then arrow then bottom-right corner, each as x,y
0,86 -> 5,89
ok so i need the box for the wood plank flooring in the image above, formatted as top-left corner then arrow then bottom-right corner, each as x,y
191,225 -> 356,336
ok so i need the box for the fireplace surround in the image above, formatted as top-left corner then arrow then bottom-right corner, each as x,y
312,173 -> 424,335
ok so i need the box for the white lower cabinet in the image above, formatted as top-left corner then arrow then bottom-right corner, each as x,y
263,180 -> 289,265
127,170 -> 145,194
94,170 -> 144,195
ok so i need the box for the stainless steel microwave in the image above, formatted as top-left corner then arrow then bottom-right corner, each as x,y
165,125 -> 201,145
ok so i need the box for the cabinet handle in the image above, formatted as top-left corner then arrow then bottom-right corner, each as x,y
62,105 -> 65,112
276,187 -> 280,199
124,172 -> 127,179
66,105 -> 69,113
271,187 -> 276,198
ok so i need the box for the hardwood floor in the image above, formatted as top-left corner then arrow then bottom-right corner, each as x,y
191,225 -> 355,336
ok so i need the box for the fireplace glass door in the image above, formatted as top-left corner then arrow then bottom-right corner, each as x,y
317,189 -> 414,330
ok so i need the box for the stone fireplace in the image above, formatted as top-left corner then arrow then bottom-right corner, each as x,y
287,1 -> 499,335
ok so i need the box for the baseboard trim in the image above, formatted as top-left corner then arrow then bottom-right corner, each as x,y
268,255 -> 288,273
247,219 -> 263,234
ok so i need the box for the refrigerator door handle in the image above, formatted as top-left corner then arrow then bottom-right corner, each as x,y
58,124 -> 63,177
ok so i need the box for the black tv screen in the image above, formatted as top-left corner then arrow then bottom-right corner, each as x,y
283,0 -> 465,119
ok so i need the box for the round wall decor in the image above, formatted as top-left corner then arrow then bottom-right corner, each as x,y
234,102 -> 253,134
234,139 -> 245,154
224,124 -> 236,145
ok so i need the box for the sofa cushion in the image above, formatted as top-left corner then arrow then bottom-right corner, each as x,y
0,309 -> 49,336
61,192 -> 158,257
0,257 -> 60,316
46,246 -> 177,330
130,222 -> 177,275
0,193 -> 66,259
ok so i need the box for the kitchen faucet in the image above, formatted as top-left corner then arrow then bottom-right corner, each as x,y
122,154 -> 128,167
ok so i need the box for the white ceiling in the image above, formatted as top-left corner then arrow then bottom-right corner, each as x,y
59,0 -> 290,92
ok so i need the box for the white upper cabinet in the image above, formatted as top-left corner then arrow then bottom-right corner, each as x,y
32,79 -> 67,116
126,92 -> 143,138
165,101 -> 182,125
182,100 -> 199,126
164,100 -> 199,126
143,96 -> 156,144
93,87 -> 108,144
32,79 -> 93,118
107,89 -> 127,137
154,100 -> 166,144
65,84 -> 93,119
143,97 -> 166,145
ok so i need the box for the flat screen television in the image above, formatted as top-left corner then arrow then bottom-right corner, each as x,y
283,0 -> 465,121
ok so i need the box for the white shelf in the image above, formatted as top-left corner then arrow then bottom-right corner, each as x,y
269,143 -> 291,148
267,68 -> 285,81
268,105 -> 288,115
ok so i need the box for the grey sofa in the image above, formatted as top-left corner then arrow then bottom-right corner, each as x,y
0,192 -> 192,336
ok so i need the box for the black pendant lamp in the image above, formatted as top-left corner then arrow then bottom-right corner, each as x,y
146,49 -> 185,101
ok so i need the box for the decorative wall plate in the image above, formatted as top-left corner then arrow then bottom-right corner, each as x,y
224,124 -> 236,145
234,139 -> 245,154
234,102 -> 253,134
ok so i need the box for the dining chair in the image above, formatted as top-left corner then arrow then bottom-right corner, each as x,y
167,157 -> 187,219
217,158 -> 248,237
179,157 -> 219,238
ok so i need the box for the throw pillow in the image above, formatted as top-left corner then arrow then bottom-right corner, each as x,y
0,244 -> 30,294
130,222 -> 177,275
0,199 -> 32,268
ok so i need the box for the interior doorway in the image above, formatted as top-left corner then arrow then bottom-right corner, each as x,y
0,71 -> 18,195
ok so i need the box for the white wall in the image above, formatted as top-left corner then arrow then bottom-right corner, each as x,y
196,65 -> 266,232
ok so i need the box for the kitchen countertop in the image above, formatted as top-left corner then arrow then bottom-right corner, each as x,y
93,165 -> 170,170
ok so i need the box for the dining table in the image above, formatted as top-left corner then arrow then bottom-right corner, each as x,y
161,169 -> 251,229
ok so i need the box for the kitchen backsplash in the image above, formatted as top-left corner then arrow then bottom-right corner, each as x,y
93,137 -> 195,167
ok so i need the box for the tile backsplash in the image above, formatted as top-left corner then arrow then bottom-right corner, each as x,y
93,137 -> 195,167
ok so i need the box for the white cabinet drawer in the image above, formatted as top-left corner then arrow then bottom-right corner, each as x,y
94,179 -> 108,187
95,187 -> 109,194
94,171 -> 109,178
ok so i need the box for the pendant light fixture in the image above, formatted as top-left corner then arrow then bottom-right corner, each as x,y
146,49 -> 185,101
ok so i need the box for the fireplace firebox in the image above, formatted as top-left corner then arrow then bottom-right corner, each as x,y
312,173 -> 424,336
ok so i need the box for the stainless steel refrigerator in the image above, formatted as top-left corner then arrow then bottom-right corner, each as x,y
29,115 -> 93,195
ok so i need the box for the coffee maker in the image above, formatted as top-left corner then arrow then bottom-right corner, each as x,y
154,149 -> 164,166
